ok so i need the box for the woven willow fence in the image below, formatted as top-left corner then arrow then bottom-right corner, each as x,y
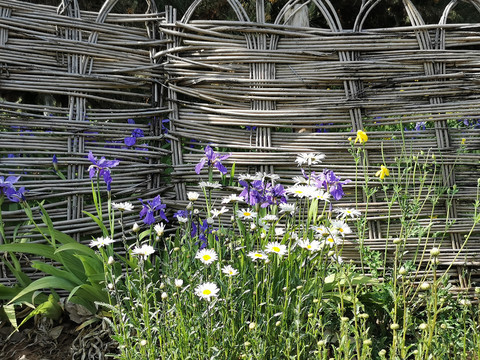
163,0 -> 480,293
0,0 -> 480,293
0,0 -> 170,283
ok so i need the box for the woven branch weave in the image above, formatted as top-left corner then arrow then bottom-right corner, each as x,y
0,0 -> 170,283
0,0 -> 479,293
163,0 -> 480,293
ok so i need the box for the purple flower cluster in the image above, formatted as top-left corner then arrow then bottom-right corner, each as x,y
87,151 -> 120,191
239,179 -> 287,208
195,145 -> 231,175
0,175 -> 27,203
312,169 -> 351,201
124,128 -> 145,147
139,195 -> 168,225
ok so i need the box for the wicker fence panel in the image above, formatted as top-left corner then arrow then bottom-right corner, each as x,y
162,0 -> 480,292
0,0 -> 170,283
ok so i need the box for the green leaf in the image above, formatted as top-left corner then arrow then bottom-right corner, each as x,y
32,227 -> 77,244
2,253 -> 31,287
38,203 -> 56,245
75,254 -> 104,277
139,229 -> 152,241
31,261 -> 83,286
83,210 -> 108,236
3,304 -> 18,329
0,243 -> 59,261
17,294 -> 62,329
8,276 -> 76,304
55,242 -> 97,258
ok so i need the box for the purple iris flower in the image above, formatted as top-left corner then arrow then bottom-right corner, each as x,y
415,121 -> 426,131
139,195 -> 168,225
239,179 -> 266,206
87,151 -> 119,189
314,169 -> 351,201
174,209 -> 190,220
195,145 -> 231,175
0,175 -> 20,190
4,186 -> 27,203
0,176 -> 27,203
52,155 -> 59,172
193,219 -> 217,249
262,183 -> 287,207
124,128 -> 145,147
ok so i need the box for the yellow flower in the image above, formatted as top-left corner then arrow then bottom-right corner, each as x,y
375,165 -> 390,180
461,138 -> 466,145
355,130 -> 368,144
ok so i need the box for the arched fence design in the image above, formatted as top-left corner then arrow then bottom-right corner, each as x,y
163,0 -> 480,292
0,0 -> 170,282
0,0 -> 479,293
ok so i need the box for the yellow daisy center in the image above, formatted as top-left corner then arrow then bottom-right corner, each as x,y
203,255 -> 211,261
254,253 -> 263,257
272,246 -> 280,252
307,245 -> 312,249
244,212 -> 251,216
202,289 -> 212,295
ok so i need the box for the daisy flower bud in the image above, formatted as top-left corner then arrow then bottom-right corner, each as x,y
419,323 -> 428,331
132,222 -> 140,233
419,282 -> 430,291
430,247 -> 440,257
390,323 -> 400,330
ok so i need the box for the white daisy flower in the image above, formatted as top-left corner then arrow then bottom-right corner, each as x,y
187,191 -> 200,201
111,202 -> 134,212
313,190 -> 331,202
175,279 -> 184,288
195,248 -> 218,265
331,254 -> 344,264
255,171 -> 280,182
132,244 -> 155,259
89,236 -> 115,248
211,206 -> 229,218
265,242 -> 287,256
237,208 -> 257,220
222,265 -> 239,277
261,214 -> 278,222
194,282 -> 220,301
247,251 -> 268,261
176,216 -> 188,224
330,220 -> 352,237
292,175 -> 309,185
198,181 -> 222,190
274,227 -> 285,237
323,234 -> 342,248
297,239 -> 322,252
287,185 -> 318,198
295,153 -> 325,166
279,203 -> 296,215
335,208 -> 361,219
221,194 -> 245,204
154,223 -> 165,236
238,173 -> 261,183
